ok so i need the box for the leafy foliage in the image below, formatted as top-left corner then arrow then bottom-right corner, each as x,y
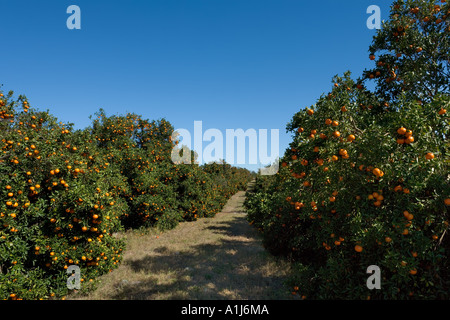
0,94 -> 253,300
245,0 -> 450,299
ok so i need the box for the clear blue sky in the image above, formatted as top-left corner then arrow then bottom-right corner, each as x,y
0,0 -> 392,172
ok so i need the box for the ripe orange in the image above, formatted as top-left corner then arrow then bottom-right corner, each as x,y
347,134 -> 356,142
397,127 -> 407,135
405,136 -> 414,144
445,198 -> 450,206
409,269 -> 417,275
307,109 -> 314,115
355,245 -> 363,252
372,168 -> 383,177
425,152 -> 434,160
438,108 -> 447,115
325,119 -> 332,125
385,237 -> 392,243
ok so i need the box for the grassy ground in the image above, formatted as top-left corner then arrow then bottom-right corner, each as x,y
72,189 -> 295,300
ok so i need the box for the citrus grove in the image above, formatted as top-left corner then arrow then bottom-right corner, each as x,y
0,96 -> 253,299
245,0 -> 450,299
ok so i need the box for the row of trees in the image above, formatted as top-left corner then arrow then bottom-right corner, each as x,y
245,0 -> 449,299
0,95 -> 253,299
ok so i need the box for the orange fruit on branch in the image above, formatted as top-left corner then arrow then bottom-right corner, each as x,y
425,153 -> 434,160
405,136 -> 414,144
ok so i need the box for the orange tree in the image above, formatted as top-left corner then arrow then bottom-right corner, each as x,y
89,110 -> 182,230
203,160 -> 255,196
89,110 -> 253,226
0,92 -> 126,299
365,0 -> 450,103
245,0 -> 449,299
0,93 -> 253,300
163,160 -> 254,222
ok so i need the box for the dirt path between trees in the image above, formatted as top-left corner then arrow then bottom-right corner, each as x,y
75,188 -> 295,300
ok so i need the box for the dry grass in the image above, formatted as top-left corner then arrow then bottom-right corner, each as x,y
71,191 -> 295,300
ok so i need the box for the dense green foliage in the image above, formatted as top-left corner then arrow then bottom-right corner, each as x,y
245,0 -> 450,299
0,96 -> 253,300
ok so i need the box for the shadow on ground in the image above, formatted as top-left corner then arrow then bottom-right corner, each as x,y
109,213 -> 293,300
